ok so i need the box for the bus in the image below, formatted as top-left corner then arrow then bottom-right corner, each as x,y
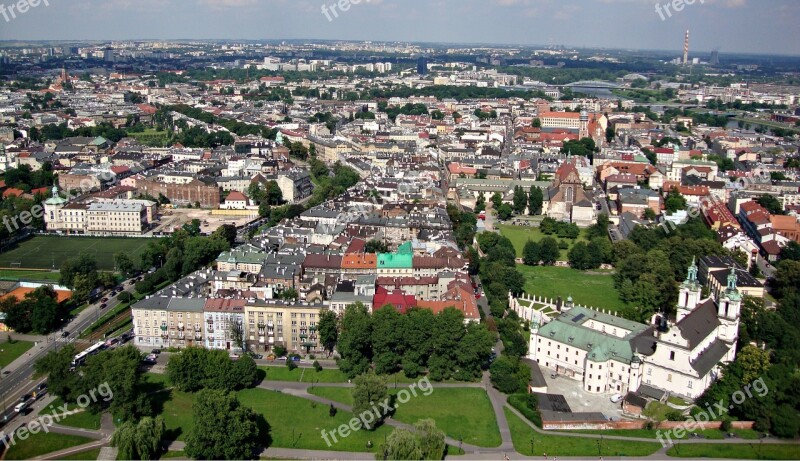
71,341 -> 106,367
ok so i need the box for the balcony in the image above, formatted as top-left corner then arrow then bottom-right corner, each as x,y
194,333 -> 202,341
178,323 -> 185,331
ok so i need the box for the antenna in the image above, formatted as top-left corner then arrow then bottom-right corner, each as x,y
683,30 -> 690,65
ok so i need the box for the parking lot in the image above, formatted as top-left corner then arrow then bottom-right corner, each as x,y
542,370 -> 631,420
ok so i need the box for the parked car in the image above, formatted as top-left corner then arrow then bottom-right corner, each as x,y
277,356 -> 287,361
290,356 -> 301,362
37,382 -> 47,391
101,297 -> 109,302
610,394 -> 623,403
61,331 -> 70,338
99,303 -> 107,309
151,349 -> 161,355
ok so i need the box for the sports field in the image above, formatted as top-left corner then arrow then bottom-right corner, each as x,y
0,236 -> 150,271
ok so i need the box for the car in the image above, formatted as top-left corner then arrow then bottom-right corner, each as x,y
151,349 -> 161,355
99,303 -> 107,309
13,402 -> 27,413
37,382 -> 47,391
101,297 -> 109,302
248,352 -> 263,359
1,370 -> 10,376
290,356 -> 301,362
277,356 -> 287,361
61,331 -> 70,338
19,394 -> 31,403
610,394 -> 623,403
475,292 -> 482,299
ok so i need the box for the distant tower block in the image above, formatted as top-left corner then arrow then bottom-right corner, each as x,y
683,30 -> 690,65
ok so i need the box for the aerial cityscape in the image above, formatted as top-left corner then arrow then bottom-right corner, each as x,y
0,1 -> 799,460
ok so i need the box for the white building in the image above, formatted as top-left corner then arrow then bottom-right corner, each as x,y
524,259 -> 740,399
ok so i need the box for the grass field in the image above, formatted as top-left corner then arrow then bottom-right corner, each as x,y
57,409 -> 102,430
0,269 -> 61,282
3,431 -> 94,460
260,365 -> 349,383
0,339 -> 33,367
517,265 -> 626,312
309,386 -> 501,448
56,447 -> 102,460
567,428 -> 762,440
498,224 -> 587,261
505,407 -> 660,457
0,236 -> 150,271
666,443 -> 800,459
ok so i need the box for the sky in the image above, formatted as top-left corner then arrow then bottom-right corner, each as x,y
0,0 -> 798,56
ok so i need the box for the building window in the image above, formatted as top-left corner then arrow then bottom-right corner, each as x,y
688,380 -> 693,389
670,351 -> 675,360
667,374 -> 672,382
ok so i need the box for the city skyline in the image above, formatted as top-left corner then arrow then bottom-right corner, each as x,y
0,0 -> 798,56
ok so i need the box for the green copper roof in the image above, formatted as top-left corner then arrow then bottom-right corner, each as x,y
537,306 -> 648,364
377,252 -> 413,269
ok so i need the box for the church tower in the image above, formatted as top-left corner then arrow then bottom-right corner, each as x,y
717,270 -> 742,346
676,257 -> 702,322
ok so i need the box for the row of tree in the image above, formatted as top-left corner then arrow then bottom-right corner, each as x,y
331,303 -> 495,381
166,347 -> 259,393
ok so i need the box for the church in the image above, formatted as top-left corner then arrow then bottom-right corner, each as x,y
543,162 -> 596,227
523,258 -> 740,400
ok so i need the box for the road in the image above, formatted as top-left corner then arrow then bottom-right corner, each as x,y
0,278 -> 135,428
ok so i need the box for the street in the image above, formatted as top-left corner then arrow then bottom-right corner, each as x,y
0,278 -> 136,429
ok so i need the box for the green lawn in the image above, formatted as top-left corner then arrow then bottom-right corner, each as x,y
158,451 -> 187,459
3,431 -> 94,460
517,265 -> 626,312
505,407 -> 660,457
259,366 -> 349,383
643,400 -> 676,422
309,386 -> 501,448
0,269 -> 61,282
56,447 -> 102,460
498,224 -> 587,261
567,428 -> 762,440
238,388 -> 394,453
0,339 -> 33,367
157,388 -> 195,442
57,409 -> 102,430
0,236 -> 150,271
666,443 -> 800,459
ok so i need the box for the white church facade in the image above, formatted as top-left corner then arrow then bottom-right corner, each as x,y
522,258 -> 741,400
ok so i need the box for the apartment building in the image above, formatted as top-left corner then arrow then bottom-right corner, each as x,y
243,300 -> 324,354
132,297 -> 206,348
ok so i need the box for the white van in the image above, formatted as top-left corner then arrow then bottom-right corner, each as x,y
14,401 -> 27,413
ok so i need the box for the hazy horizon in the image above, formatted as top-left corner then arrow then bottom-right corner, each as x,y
0,0 -> 798,56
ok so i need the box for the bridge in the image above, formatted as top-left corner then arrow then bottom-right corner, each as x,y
559,80 -> 621,90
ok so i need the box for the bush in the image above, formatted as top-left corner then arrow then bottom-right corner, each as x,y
313,360 -> 322,372
329,403 -> 337,417
508,393 -> 542,427
666,410 -> 684,421
287,360 -> 298,370
721,418 -> 733,432
558,240 -> 569,250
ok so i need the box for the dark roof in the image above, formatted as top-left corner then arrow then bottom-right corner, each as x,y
624,392 -> 648,408
676,300 -> 720,349
632,326 -> 658,356
691,339 -> 730,376
710,268 -> 762,289
540,411 -> 607,422
522,358 -> 548,389
699,255 -> 739,270
638,384 -> 666,400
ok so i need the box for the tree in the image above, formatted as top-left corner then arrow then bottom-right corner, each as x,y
523,240 -> 540,266
337,303 -> 373,378
377,427 -> 422,460
538,237 -> 560,265
735,345 -> 770,383
412,419 -> 446,461
528,186 -> 543,215
34,344 -> 78,402
780,241 -> 800,262
352,372 -> 389,430
365,240 -> 389,254
212,224 -> 237,247
664,188 -> 687,213
111,416 -> 166,460
532,118 -> 542,128
372,305 -> 406,375
114,252 -> 137,277
513,186 -> 527,214
80,345 -> 148,420
184,389 -> 263,460
497,203 -> 513,221
643,208 -> 657,220
490,355 -> 530,394
318,309 -> 338,357
568,241 -> 595,270
756,194 -> 784,215
491,192 -> 503,209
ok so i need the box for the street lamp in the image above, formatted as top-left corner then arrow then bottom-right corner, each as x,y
530,433 -> 534,455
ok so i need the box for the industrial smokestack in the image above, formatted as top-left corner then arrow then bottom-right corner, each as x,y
683,30 -> 690,65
